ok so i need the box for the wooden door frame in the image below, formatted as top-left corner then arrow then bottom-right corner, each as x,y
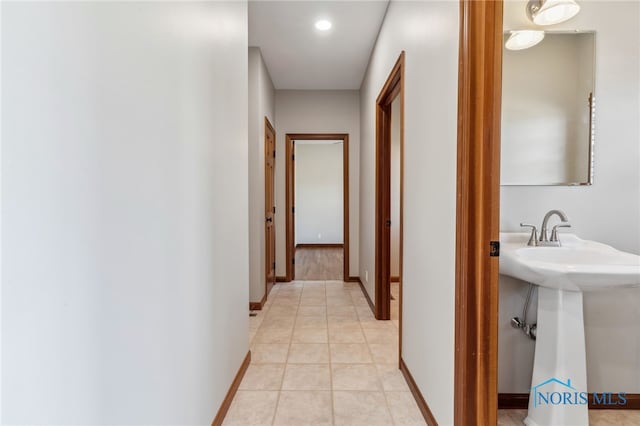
454,1 -> 503,425
264,117 -> 276,300
285,133 -> 350,282
374,52 -> 404,322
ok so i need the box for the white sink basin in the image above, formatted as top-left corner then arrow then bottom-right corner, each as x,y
501,233 -> 640,292
500,232 -> 640,426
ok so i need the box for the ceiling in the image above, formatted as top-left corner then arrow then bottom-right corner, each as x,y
249,1 -> 389,90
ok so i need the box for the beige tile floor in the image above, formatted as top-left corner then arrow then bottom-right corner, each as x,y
234,281 -> 639,425
226,280 -> 425,426
498,409 -> 640,425
232,281 -> 640,426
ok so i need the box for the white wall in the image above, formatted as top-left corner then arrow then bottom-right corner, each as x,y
295,142 -> 344,244
1,2 -> 249,424
248,47 -> 275,303
359,2 -> 460,423
274,90 -> 360,277
499,1 -> 640,393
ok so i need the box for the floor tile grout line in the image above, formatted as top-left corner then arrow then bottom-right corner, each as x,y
270,283 -> 301,426
301,280 -> 332,424
323,280 -> 336,426
264,285 -> 280,425
240,286 -> 279,425
356,286 -> 397,425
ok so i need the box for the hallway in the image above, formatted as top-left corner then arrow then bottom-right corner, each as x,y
226,280 -> 419,425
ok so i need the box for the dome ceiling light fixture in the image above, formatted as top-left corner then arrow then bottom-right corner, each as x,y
314,19 -> 332,31
505,30 -> 545,51
526,0 -> 581,26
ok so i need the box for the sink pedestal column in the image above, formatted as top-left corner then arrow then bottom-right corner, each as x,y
525,287 -> 589,426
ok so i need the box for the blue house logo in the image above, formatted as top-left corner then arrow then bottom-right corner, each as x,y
531,377 -> 587,408
532,377 -> 627,408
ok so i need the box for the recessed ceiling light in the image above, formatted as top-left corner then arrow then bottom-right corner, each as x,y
315,20 -> 332,31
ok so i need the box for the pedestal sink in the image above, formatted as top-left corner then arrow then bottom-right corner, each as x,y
500,233 -> 640,426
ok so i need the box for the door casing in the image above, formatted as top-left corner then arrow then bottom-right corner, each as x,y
454,1 -> 503,425
374,52 -> 405,323
264,118 -> 277,299
285,134 -> 349,282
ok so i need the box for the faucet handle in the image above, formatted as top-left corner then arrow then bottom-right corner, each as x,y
550,223 -> 571,242
520,223 -> 538,246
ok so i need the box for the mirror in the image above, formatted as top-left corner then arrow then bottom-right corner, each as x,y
501,32 -> 595,186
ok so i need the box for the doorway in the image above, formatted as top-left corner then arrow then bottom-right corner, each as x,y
285,134 -> 349,282
264,118 -> 276,297
374,52 -> 404,322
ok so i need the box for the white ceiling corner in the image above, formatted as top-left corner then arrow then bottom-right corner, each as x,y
249,1 -> 389,90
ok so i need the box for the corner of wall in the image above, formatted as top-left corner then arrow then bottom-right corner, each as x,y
248,47 -> 276,304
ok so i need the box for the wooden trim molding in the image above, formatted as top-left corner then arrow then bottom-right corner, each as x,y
342,135 -> 350,283
390,276 -> 400,283
498,393 -> 640,410
264,117 -> 277,306
249,287 -> 269,311
351,277 -> 375,315
400,358 -> 438,425
295,243 -> 344,249
374,52 -> 405,322
249,291 -> 267,311
211,351 -> 251,426
454,1 -> 503,425
285,135 -> 295,282
285,133 -> 350,282
498,393 -> 530,410
275,276 -> 287,282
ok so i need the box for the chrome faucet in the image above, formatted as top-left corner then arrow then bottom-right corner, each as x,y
520,209 -> 571,247
520,223 -> 539,246
539,209 -> 570,246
